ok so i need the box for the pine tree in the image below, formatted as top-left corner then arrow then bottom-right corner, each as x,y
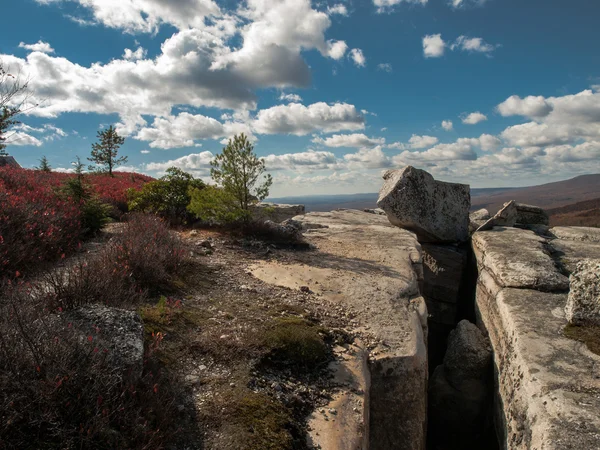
88,125 -> 127,176
36,155 -> 52,172
210,133 -> 273,219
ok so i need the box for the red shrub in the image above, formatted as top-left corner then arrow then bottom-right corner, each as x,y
0,167 -> 153,279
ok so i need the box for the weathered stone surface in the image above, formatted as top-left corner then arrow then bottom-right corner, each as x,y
550,226 -> 600,274
428,321 -> 493,449
250,209 -> 427,450
551,226 -> 600,243
472,227 -> 569,291
364,208 -> 386,215
477,200 -> 518,232
515,203 -> 549,225
565,259 -> 600,325
65,305 -> 144,377
444,320 -> 492,386
471,208 -> 491,221
377,166 -> 470,243
250,202 -> 305,223
474,227 -> 600,450
469,208 -> 491,233
421,244 -> 467,326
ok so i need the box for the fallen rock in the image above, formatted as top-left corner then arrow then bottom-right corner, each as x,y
377,166 -> 471,243
470,208 -> 491,221
469,208 -> 491,233
428,321 -> 493,449
443,320 -> 492,386
565,259 -> 600,326
477,200 -> 517,232
515,203 -> 549,226
65,305 -> 144,378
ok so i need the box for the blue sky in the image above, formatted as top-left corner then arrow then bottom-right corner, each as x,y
2,0 -> 600,196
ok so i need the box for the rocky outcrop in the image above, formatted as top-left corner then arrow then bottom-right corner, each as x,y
377,166 -> 471,243
564,259 -> 600,326
250,202 -> 305,223
429,320 -> 493,448
515,202 -> 549,226
249,210 -> 428,450
64,305 -> 144,378
473,226 -> 600,449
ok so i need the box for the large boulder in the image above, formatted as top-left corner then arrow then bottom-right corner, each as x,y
469,208 -> 490,233
565,259 -> 600,326
428,320 -> 493,449
515,203 -> 549,226
377,166 -> 471,243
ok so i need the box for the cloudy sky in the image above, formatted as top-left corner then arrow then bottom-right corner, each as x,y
2,0 -> 600,196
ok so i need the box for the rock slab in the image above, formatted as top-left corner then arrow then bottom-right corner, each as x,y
377,166 -> 470,243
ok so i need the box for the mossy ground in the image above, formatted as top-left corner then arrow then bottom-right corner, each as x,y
564,323 -> 600,355
138,235 -> 336,450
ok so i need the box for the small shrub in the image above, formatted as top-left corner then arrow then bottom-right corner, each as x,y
110,213 -> 187,292
0,284 -> 183,449
188,185 -> 248,224
261,318 -> 330,371
128,167 -> 205,224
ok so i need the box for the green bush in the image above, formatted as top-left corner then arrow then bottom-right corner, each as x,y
128,167 -> 205,224
188,185 -> 248,224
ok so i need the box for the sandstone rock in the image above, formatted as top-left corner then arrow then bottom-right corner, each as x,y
443,320 -> 492,386
250,202 -> 305,223
565,259 -> 600,326
477,200 -> 518,232
428,321 -> 493,449
470,208 -> 491,221
474,228 -> 600,449
472,227 -> 569,291
65,305 -> 144,378
421,244 -> 467,326
551,226 -> 600,243
377,166 -> 471,243
249,209 -> 427,450
515,203 -> 549,225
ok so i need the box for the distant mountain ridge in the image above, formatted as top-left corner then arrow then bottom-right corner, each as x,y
269,174 -> 600,214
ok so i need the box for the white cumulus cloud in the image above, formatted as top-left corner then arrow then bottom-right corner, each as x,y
19,41 -> 55,54
462,112 -> 488,125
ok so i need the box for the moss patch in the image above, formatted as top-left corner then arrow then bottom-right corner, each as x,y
260,317 -> 330,372
564,323 -> 600,355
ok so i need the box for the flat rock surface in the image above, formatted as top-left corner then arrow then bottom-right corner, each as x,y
474,225 -> 600,450
472,227 -> 569,291
249,209 -> 428,450
551,226 -> 600,242
489,288 -> 600,449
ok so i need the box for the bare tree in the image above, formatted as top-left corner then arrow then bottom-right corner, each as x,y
0,62 -> 35,155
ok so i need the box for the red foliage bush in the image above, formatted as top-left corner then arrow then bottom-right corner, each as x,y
0,167 -> 153,279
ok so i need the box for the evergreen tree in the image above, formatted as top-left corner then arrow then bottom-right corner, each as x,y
36,155 -> 52,172
88,125 -> 127,176
210,133 -> 272,220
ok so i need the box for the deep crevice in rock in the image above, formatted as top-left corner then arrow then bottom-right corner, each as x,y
424,239 -> 499,450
